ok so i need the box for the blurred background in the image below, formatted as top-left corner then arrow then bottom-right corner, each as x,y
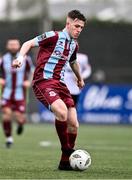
0,0 -> 132,124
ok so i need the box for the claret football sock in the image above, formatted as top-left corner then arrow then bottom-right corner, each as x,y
55,119 -> 70,151
16,118 -> 26,135
58,146 -> 75,170
55,119 -> 75,170
2,121 -> 12,137
16,124 -> 24,135
58,160 -> 73,170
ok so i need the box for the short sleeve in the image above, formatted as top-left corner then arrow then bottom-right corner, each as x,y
0,58 -> 4,78
34,31 -> 57,47
69,44 -> 79,64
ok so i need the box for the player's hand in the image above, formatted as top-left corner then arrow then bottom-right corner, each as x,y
12,59 -> 22,68
23,80 -> 31,88
77,79 -> 85,89
0,78 -> 5,86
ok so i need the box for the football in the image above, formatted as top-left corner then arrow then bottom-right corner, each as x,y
69,149 -> 91,171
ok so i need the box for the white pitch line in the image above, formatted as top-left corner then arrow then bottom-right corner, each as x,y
39,141 -> 52,147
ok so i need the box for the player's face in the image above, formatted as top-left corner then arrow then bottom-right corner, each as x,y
6,40 -> 20,54
69,19 -> 85,39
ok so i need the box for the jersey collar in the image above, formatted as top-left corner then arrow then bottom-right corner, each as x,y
63,28 -> 71,41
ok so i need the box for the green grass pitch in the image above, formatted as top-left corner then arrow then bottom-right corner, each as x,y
0,123 -> 132,179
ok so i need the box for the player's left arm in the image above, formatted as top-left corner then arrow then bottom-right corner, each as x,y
69,43 -> 84,89
70,61 -> 85,89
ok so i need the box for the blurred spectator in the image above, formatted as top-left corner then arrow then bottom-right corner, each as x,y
92,69 -> 106,83
0,38 -> 34,148
64,53 -> 91,105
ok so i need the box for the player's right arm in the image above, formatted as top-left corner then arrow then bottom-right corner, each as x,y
0,59 -> 5,100
0,58 -> 5,86
12,39 -> 36,68
12,31 -> 56,68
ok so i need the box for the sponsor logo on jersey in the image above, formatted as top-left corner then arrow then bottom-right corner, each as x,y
58,41 -> 63,46
19,105 -> 25,111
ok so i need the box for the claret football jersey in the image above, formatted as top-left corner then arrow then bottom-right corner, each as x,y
33,29 -> 78,83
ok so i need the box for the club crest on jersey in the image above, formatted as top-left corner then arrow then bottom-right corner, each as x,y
54,50 -> 61,56
49,91 -> 56,97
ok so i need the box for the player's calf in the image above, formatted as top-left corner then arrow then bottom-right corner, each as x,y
16,124 -> 24,135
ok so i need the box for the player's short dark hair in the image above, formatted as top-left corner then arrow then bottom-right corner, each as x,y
68,10 -> 86,23
7,38 -> 20,41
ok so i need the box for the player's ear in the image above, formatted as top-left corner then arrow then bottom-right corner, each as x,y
66,17 -> 73,26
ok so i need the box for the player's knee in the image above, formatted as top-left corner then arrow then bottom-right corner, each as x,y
57,108 -> 68,121
3,113 -> 11,120
15,112 -> 21,120
73,121 -> 79,130
14,112 -> 25,122
51,100 -> 68,121
2,108 -> 12,120
76,121 -> 79,128
60,110 -> 68,121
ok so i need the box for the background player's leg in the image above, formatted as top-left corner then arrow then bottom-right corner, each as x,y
13,100 -> 26,135
2,107 -> 13,148
14,111 -> 26,135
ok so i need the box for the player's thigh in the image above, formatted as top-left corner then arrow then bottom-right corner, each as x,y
13,111 -> 25,123
67,107 -> 79,129
33,82 -> 59,108
1,99 -> 12,117
51,99 -> 68,121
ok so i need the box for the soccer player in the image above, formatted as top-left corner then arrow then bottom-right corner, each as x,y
64,52 -> 91,105
0,39 -> 34,148
12,10 -> 86,170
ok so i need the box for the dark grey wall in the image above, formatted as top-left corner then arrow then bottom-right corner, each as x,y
78,21 -> 132,84
0,19 -> 132,84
